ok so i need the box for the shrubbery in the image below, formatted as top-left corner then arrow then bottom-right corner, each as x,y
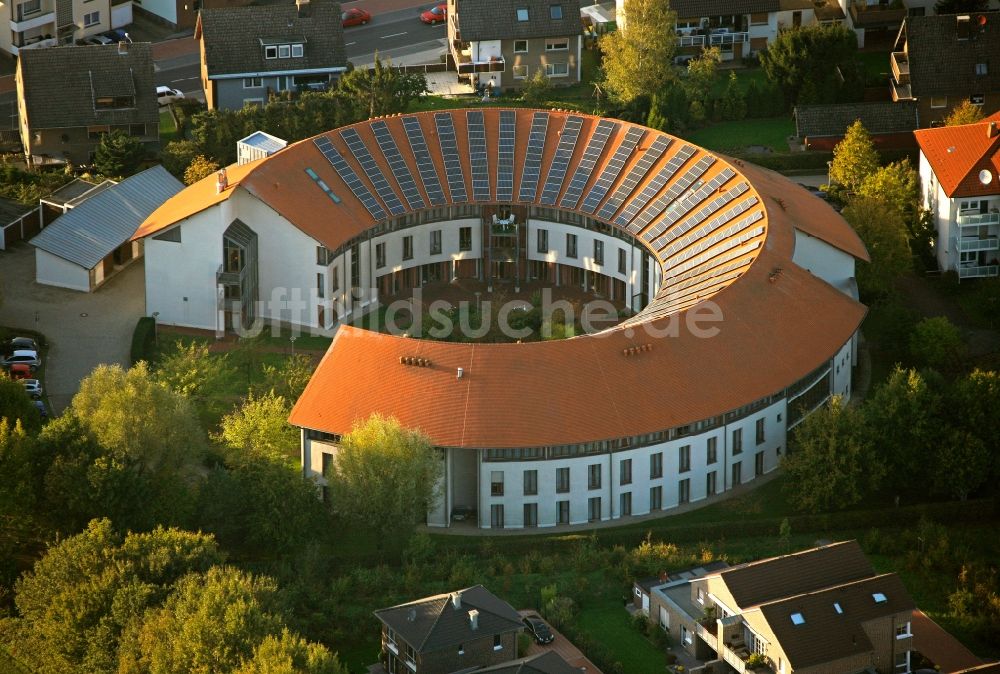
130,316 -> 156,365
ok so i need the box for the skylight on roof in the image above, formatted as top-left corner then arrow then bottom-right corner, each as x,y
516,7 -> 529,21
834,602 -> 843,614
790,612 -> 805,625
872,593 -> 887,604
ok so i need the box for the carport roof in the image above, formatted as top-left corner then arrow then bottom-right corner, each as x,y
30,165 -> 183,270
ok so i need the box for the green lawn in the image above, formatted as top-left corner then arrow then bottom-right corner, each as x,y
858,51 -> 891,85
682,116 -> 794,153
159,109 -> 178,144
575,603 -> 667,671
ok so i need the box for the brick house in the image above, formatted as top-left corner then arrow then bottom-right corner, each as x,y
447,0 -> 583,91
891,13 -> 1000,127
0,0 -> 112,55
639,541 -> 919,673
16,42 -> 159,167
374,585 -> 525,674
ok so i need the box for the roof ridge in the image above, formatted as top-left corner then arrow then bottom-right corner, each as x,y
722,540 -> 858,574
752,571 -> 899,608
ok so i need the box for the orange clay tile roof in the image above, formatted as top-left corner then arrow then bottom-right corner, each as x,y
914,116 -> 1000,199
129,108 -> 868,448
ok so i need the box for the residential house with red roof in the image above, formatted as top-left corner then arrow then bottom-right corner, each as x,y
915,113 -> 1000,279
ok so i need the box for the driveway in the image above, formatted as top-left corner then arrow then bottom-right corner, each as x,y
0,244 -> 144,413
518,610 -> 603,673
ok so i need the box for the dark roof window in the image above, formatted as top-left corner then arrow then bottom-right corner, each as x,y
516,7 -> 529,21
550,4 -> 562,19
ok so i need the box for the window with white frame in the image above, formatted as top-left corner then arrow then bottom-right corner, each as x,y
279,44 -> 291,58
516,7 -> 528,20
546,39 -> 569,51
545,62 -> 569,77
292,43 -> 304,57
243,77 -> 263,88
513,65 -> 528,79
514,39 -> 528,53
243,98 -> 264,108
930,96 -> 947,108
430,229 -> 442,255
895,621 -> 911,639
618,247 -> 627,274
265,45 -> 278,58
83,10 -> 100,26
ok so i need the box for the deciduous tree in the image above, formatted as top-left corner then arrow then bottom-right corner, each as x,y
160,140 -> 201,179
856,159 -> 920,223
520,70 -> 552,106
945,99 -> 986,126
216,391 -> 299,465
236,630 -> 348,674
261,353 -> 314,401
0,372 -> 42,433
155,340 -> 233,399
759,23 -> 862,107
184,155 -> 221,186
94,129 -> 146,177
931,427 -> 989,500
338,55 -> 429,119
600,0 -> 677,103
910,316 -> 965,370
684,46 -> 721,106
842,197 -> 911,299
830,120 -> 879,191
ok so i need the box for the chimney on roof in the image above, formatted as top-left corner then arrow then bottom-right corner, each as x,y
457,367 -> 464,379
468,609 -> 479,631
296,0 -> 311,18
958,14 -> 971,40
451,592 -> 462,609
659,571 -> 668,582
988,121 -> 998,139
216,168 -> 228,194
118,40 -> 129,55
408,608 -> 417,622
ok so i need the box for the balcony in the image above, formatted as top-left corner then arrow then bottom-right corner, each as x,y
891,51 -> 909,82
955,236 -> 1000,253
694,621 -> 718,651
455,54 -> 505,74
10,37 -> 57,54
959,264 -> 1000,279
677,30 -> 748,47
10,9 -> 55,32
849,2 -> 906,28
957,212 -> 1000,227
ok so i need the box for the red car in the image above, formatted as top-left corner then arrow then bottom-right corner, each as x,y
342,7 -> 371,26
420,4 -> 446,23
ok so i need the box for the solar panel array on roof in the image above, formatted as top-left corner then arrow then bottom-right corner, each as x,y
664,206 -> 763,268
497,110 -> 516,202
540,116 -> 583,205
596,136 -> 671,221
580,126 -> 644,214
340,128 -> 406,216
401,116 -> 447,206
559,119 -> 617,210
650,181 -> 749,252
518,112 -> 549,202
617,145 -> 697,231
434,113 -> 468,204
313,136 -> 386,220
371,120 -> 425,211
467,110 -> 490,202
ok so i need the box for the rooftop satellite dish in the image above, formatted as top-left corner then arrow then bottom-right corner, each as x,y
979,169 -> 993,185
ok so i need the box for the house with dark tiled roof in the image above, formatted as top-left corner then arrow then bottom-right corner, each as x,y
195,0 -> 347,111
644,541 -> 921,673
794,101 -> 920,150
891,13 -> 1000,127
373,585 -> 526,674
475,650 -> 583,674
915,111 -> 1000,279
447,0 -> 583,90
15,42 -> 158,167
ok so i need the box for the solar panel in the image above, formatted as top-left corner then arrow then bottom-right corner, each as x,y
661,198 -> 761,263
650,179 -> 746,252
434,112 -> 468,203
624,151 -> 709,234
518,111 -> 549,202
596,136 -> 671,221
340,128 -> 406,216
559,119 -> 617,210
645,168 -> 736,242
401,116 -> 447,206
312,136 -> 386,220
539,115 -> 583,205
580,126 -> 644,214
497,110 -> 516,202
616,145 -> 697,230
371,120 -> 425,211
467,110 -> 490,202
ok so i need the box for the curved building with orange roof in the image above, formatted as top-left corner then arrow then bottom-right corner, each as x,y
135,108 -> 868,530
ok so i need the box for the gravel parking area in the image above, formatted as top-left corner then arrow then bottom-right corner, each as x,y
1,244 -> 144,413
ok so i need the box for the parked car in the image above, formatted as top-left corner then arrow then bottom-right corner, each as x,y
342,7 -> 371,26
8,363 -> 31,380
3,336 -> 38,353
82,35 -> 115,46
2,350 -> 40,372
101,29 -> 129,42
21,379 -> 43,399
451,505 -> 476,522
522,615 -> 554,644
797,183 -> 829,201
156,85 -> 185,106
420,4 -> 446,23
32,400 -> 47,419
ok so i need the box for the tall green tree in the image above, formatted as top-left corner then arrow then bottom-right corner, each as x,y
684,46 -> 721,106
94,130 -> 146,177
931,427 -> 990,500
830,120 -> 880,192
261,353 -> 314,401
600,0 -> 677,103
184,155 -> 221,186
520,69 -> 552,106
842,197 -> 912,299
0,372 -> 42,433
759,23 -> 862,107
236,630 -> 348,674
910,316 -> 965,371
338,56 -> 429,119
949,370 -> 1000,475
155,340 -> 233,399
782,396 -> 882,513
216,390 -> 299,465
856,159 -> 920,223
945,99 -> 986,126
325,414 -> 442,547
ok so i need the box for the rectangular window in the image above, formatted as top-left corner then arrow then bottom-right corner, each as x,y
516,7 -> 529,21
594,239 -> 604,265
930,96 -> 947,108
620,458 -> 632,485
523,469 -> 538,496
545,62 -> 569,77
566,232 -> 577,258
84,10 -> 100,26
550,4 -> 562,19
243,77 -> 263,88
491,470 -> 504,496
678,478 -> 690,504
402,235 -> 413,260
331,267 -> 339,292
265,45 -> 278,59
523,503 -> 538,527
292,43 -> 304,58
537,228 -> 548,253
316,245 -> 333,265
588,496 -> 601,522
697,587 -> 705,604
650,452 -> 663,479
750,12 -> 768,24
756,418 -> 765,445
557,499 -> 570,524
972,93 -> 985,105
678,445 -> 691,473
17,0 -> 41,18
618,248 -> 627,274
87,125 -> 110,140
376,243 -> 386,268
650,485 -> 662,510
707,436 -> 717,464
490,504 -> 504,528
129,124 -> 146,137
588,463 -> 601,489
242,98 -> 264,108
316,272 -> 324,298
732,462 -> 742,487
976,62 -> 988,75
514,39 -> 528,53
620,492 -> 632,516
732,428 -> 742,455
278,44 -> 291,58
755,451 -> 764,477
513,65 -> 528,79
556,467 -> 570,493
546,39 -> 569,51
322,452 -> 333,477
430,229 -> 442,255
706,471 -> 717,496
459,226 -> 472,251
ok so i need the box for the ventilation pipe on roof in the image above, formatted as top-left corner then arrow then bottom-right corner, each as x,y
408,608 -> 417,622
468,609 -> 479,630
457,367 -> 464,379
988,121 -> 998,139
216,168 -> 229,194
451,592 -> 462,609
118,40 -> 129,55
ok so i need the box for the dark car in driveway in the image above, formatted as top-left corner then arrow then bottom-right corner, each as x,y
522,614 -> 554,644
451,505 -> 476,522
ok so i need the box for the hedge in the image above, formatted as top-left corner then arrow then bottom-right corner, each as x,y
728,148 -> 919,174
130,316 -> 156,365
